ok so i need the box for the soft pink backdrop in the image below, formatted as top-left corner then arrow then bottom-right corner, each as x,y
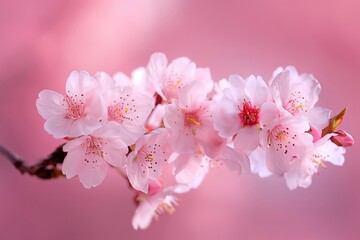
0,0 -> 359,239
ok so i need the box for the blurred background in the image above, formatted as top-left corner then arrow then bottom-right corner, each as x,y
0,0 -> 359,239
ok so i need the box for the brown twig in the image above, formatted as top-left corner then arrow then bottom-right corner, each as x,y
0,144 -> 66,179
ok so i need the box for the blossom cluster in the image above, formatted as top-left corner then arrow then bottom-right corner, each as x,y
36,52 -> 353,229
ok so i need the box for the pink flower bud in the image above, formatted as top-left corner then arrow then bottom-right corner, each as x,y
331,130 -> 354,147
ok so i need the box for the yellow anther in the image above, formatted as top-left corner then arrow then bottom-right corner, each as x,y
159,202 -> 176,215
146,153 -> 154,161
186,116 -> 201,127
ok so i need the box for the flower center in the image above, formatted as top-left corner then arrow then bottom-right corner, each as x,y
108,103 -> 130,123
170,79 -> 182,90
65,95 -> 85,119
82,136 -> 104,158
185,114 -> 201,127
163,71 -> 184,99
267,126 -> 297,155
284,91 -> 307,115
239,101 -> 259,126
270,128 -> 288,142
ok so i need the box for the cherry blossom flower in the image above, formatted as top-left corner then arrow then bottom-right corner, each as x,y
163,81 -> 219,156
270,66 -> 331,130
146,52 -> 213,102
171,150 -> 210,190
259,107 -> 314,176
62,125 -> 128,189
32,54 -> 354,229
213,75 -> 269,152
126,129 -> 172,193
132,184 -> 180,230
284,133 -> 346,190
95,72 -> 154,145
36,71 -> 104,138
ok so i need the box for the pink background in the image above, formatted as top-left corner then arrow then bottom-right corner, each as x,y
0,0 -> 359,239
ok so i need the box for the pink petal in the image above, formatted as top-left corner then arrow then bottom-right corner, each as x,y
174,154 -> 209,189
127,155 -> 149,193
163,102 -> 185,133
218,145 -> 250,173
193,67 -> 214,94
196,127 -> 225,158
172,128 -> 196,154
62,149 -> 84,179
131,67 -> 156,97
78,156 -> 108,189
284,158 -> 313,190
132,200 -> 156,230
102,138 -> 128,167
62,136 -> 84,152
271,69 -> 291,107
166,57 -> 196,85
249,147 -> 272,177
315,138 -> 346,166
259,101 -> 280,127
178,81 -> 207,111
113,72 -> 131,88
106,122 -> 145,146
234,126 -> 260,152
36,90 -> 66,119
228,75 -> 245,89
146,52 -> 168,100
244,75 -> 268,107
44,116 -> 74,138
95,71 -> 118,92
146,104 -> 166,129
66,70 -> 96,95
213,98 -> 241,137
303,107 -> 331,130
223,85 -> 248,105
265,147 -> 291,176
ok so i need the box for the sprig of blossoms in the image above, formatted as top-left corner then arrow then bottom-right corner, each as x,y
36,52 -> 354,229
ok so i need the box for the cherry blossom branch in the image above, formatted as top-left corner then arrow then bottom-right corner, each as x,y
0,144 -> 66,179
